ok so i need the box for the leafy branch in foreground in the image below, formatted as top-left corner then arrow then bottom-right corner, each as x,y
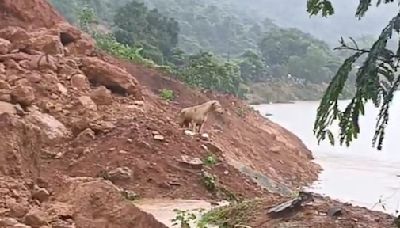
313,12 -> 400,150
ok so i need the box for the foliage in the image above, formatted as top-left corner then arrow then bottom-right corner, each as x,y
179,52 -> 242,96
201,171 -> 217,192
198,200 -> 262,228
258,28 -> 340,83
308,0 -> 400,150
171,209 -> 198,228
113,0 -> 179,64
51,0 -> 357,101
238,50 -> 268,83
159,89 -> 174,101
203,153 -> 217,166
77,5 -> 96,33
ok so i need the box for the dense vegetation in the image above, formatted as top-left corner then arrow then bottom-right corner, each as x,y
308,0 -> 400,150
50,0 -> 353,102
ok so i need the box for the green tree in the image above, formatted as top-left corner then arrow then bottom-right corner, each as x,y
179,52 -> 242,96
308,0 -> 400,150
239,50 -> 268,82
77,5 -> 96,33
113,0 -> 179,63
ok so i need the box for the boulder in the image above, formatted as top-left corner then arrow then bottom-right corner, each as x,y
90,86 -> 113,105
8,201 -> 29,218
11,85 -> 35,107
0,217 -> 18,226
76,128 -> 96,142
107,167 -> 132,182
64,37 -> 94,56
0,63 -> 5,74
0,38 -> 11,54
27,54 -> 57,71
0,27 -> 30,49
153,134 -> 164,141
24,208 -> 49,227
80,57 -> 139,96
0,79 -> 11,89
77,96 -> 97,111
57,83 -> 68,95
32,186 -> 50,202
26,110 -> 70,142
0,101 -> 16,114
70,74 -> 89,90
29,34 -> 64,55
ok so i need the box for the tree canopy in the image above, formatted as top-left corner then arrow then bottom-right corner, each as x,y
308,0 -> 400,150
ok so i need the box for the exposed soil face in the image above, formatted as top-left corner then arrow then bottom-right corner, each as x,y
0,0 -> 394,227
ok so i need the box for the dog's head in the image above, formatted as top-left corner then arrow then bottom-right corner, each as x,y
211,101 -> 224,114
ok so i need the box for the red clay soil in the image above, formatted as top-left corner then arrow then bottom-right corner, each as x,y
0,0 -> 395,227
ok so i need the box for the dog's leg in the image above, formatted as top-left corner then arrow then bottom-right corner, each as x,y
192,121 -> 197,133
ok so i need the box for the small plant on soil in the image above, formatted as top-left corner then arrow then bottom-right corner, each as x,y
202,171 -> 217,192
160,89 -> 174,101
171,208 -> 206,228
203,153 -> 218,166
235,106 -> 247,118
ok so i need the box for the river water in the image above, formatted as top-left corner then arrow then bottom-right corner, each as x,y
253,94 -> 400,214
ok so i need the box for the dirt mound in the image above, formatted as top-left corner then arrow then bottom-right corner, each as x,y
0,0 -> 63,29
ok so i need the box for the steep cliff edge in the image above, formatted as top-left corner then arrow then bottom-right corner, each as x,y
0,1 -> 393,228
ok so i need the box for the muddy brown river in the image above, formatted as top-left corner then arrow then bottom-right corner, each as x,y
254,95 -> 400,214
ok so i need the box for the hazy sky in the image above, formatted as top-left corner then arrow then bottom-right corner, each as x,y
231,0 -> 398,45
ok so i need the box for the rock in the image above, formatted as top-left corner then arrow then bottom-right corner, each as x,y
75,128 -> 95,142
80,57 -> 139,96
0,92 -> 11,102
127,139 -> 133,143
121,190 -> 138,201
152,131 -> 160,135
0,217 -> 18,226
0,101 -> 16,114
32,186 -> 50,202
13,223 -> 32,228
153,134 -> 164,141
327,207 -> 343,217
0,38 -> 11,54
107,167 -> 132,182
125,104 -> 144,113
90,86 -> 113,105
89,121 -> 115,134
11,85 -> 35,107
27,55 -> 57,71
0,79 -> 11,89
57,83 -> 68,95
200,133 -> 209,140
0,27 -> 30,49
52,219 -> 76,228
0,63 -> 5,74
184,130 -> 196,136
29,34 -> 64,55
26,72 -> 42,83
70,74 -> 90,90
134,100 -> 144,106
77,96 -> 97,111
24,208 -> 49,227
119,150 -> 128,154
26,110 -> 70,142
179,155 -> 203,169
8,201 -> 29,218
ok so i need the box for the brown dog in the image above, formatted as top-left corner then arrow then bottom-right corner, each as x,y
178,100 -> 224,133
